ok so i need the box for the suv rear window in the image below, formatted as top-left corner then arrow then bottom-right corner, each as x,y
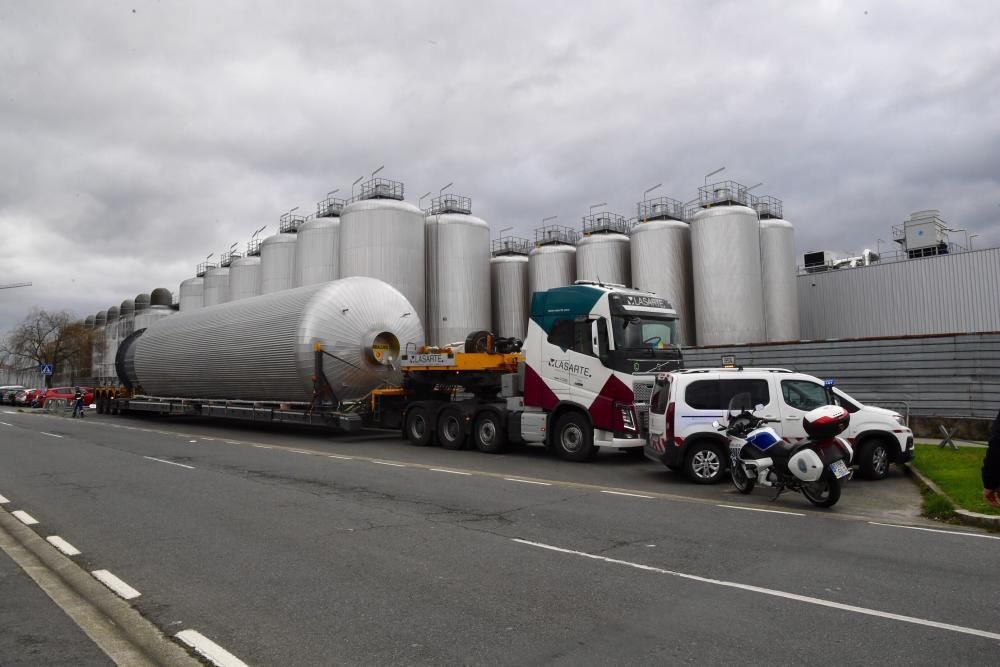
684,379 -> 770,410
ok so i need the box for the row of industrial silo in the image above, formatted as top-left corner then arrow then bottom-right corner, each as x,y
84,287 -> 174,382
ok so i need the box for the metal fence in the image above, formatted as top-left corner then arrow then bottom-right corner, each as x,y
682,332 -> 1000,419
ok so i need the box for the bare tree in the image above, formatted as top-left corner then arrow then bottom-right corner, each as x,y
0,308 -> 94,387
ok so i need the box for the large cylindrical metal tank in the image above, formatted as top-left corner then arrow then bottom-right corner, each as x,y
575,233 -> 630,285
760,217 -> 800,342
260,233 -> 298,294
134,293 -> 151,312
228,256 -> 262,301
131,277 -> 424,402
425,207 -> 491,346
203,267 -> 230,307
103,305 -> 120,380
149,288 -> 172,307
690,204 -> 765,345
91,311 -> 106,379
339,198 -> 425,328
119,299 -> 135,342
490,254 -> 529,340
294,215 -> 340,287
179,277 -> 204,311
630,219 -> 695,346
528,244 -> 576,296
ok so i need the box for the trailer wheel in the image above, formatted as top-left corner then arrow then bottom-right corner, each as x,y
472,411 -> 507,454
553,411 -> 594,462
96,395 -> 105,414
437,408 -> 466,450
405,407 -> 433,446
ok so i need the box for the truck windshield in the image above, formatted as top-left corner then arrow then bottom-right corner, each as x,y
611,315 -> 677,350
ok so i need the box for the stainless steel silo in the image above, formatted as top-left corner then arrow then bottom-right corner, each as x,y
424,195 -> 491,346
228,256 -> 262,301
575,213 -> 631,286
490,237 -> 531,340
339,178 -> 425,325
119,299 -> 135,343
755,196 -> 800,342
103,305 -> 120,381
203,266 -> 231,307
92,311 -> 107,379
528,225 -> 578,296
631,197 -> 695,346
134,293 -> 151,312
84,315 -> 96,328
149,287 -> 172,307
690,181 -> 766,345
295,195 -> 344,287
132,276 -> 424,402
260,233 -> 298,294
179,277 -> 204,311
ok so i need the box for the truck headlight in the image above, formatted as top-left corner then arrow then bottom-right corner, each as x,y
620,405 -> 636,431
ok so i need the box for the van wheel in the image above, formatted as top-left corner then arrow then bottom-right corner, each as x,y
405,407 -> 433,446
437,408 -> 466,450
472,411 -> 507,454
858,438 -> 891,480
684,441 -> 726,484
553,412 -> 593,462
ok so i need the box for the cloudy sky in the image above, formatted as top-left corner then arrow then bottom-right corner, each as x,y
1,0 -> 999,334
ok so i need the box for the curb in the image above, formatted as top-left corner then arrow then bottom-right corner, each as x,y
902,463 -> 1000,530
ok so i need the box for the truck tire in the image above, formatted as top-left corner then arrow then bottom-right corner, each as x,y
858,437 -> 891,480
405,406 -> 433,447
684,440 -> 726,484
472,410 -> 506,454
553,412 -> 594,462
437,408 -> 466,450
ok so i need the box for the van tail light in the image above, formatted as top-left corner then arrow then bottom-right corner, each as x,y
665,402 -> 676,446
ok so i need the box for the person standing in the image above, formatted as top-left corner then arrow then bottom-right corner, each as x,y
71,386 -> 85,419
983,408 -> 1000,508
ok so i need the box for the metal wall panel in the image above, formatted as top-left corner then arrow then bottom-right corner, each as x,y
683,333 -> 1000,418
798,248 -> 1000,339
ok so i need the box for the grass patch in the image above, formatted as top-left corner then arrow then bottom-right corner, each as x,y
920,488 -> 956,521
912,444 -> 1000,516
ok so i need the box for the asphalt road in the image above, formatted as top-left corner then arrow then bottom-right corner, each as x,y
0,408 -> 998,665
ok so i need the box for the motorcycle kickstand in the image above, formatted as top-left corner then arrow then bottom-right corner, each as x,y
770,485 -> 785,502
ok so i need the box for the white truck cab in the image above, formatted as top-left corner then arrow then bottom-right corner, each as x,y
644,368 -> 913,482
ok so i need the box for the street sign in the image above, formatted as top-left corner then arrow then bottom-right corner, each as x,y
39,364 -> 53,376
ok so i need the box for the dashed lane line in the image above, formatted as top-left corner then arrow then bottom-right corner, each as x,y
513,538 -> 1000,642
143,456 -> 195,470
601,490 -> 654,499
372,460 -> 407,467
504,478 -> 552,486
0,421 -> 11,426
91,569 -> 141,600
46,535 -> 82,556
39,431 -> 63,438
12,510 -> 38,525
0,494 -> 8,504
717,504 -> 805,517
328,454 -> 353,460
430,468 -> 472,476
176,629 -> 248,667
869,521 -> 1000,541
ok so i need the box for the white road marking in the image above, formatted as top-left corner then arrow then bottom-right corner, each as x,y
12,510 -> 38,525
188,440 -> 197,443
290,449 -> 312,455
143,456 -> 195,470
717,504 -> 805,517
504,478 -> 552,486
869,521 -> 1000,541
3,410 -> 16,414
372,461 -> 407,467
176,629 -> 248,667
328,454 -> 353,460
601,490 -> 654,499
252,444 -> 272,449
39,432 -> 63,438
91,570 -> 141,600
430,468 -> 472,476
0,494 -> 8,504
0,421 -> 12,426
46,536 -> 81,556
513,538 -> 1000,642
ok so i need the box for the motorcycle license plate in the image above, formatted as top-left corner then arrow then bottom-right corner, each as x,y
830,459 -> 850,479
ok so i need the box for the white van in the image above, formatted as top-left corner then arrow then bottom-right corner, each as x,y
644,368 -> 913,483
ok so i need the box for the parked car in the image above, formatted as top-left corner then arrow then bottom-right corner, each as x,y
0,385 -> 25,404
14,388 -> 44,407
40,386 -> 95,409
644,368 -> 914,483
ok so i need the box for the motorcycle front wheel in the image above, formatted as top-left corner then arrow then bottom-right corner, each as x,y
730,461 -> 755,494
801,472 -> 841,508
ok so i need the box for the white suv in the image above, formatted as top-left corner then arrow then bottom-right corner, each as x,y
644,368 -> 914,483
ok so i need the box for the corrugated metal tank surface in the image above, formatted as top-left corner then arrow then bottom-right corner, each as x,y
528,244 -> 576,295
798,247 -> 1000,339
425,211 -> 491,346
576,233 -> 630,286
490,255 -> 529,339
103,306 -> 120,380
179,277 -> 204,311
228,256 -> 262,301
294,215 -> 340,287
260,233 -> 298,294
630,219 -> 695,346
760,218 -> 800,342
203,267 -> 230,307
690,204 -> 765,345
133,277 -> 424,402
339,199 -> 425,325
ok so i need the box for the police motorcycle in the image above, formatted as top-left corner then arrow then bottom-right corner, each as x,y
714,394 -> 853,508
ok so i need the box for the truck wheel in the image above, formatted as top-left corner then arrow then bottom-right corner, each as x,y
405,407 -> 433,446
437,408 -> 466,450
858,438 -> 891,480
96,396 -> 105,414
553,412 -> 594,462
472,411 -> 507,454
684,441 -> 726,484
